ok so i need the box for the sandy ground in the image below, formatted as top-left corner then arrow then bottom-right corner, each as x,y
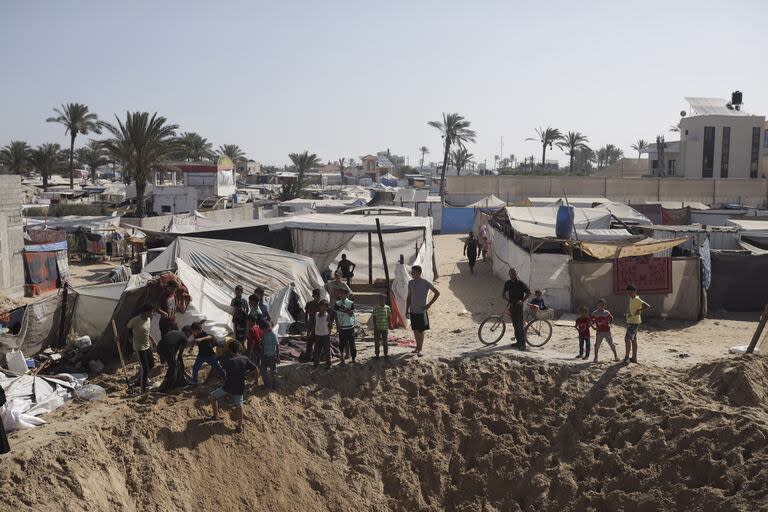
1,234 -> 767,511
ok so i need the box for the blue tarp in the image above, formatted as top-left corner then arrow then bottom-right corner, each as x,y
24,241 -> 68,252
441,208 -> 476,234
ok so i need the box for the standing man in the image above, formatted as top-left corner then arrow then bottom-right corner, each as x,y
334,288 -> 356,364
502,268 -> 531,351
230,285 -> 249,343
157,326 -> 191,392
336,254 -> 356,285
325,270 -> 353,301
463,232 -> 479,274
158,280 -> 178,339
251,286 -> 271,324
126,304 -> 155,393
405,265 -> 440,357
304,288 -> 322,361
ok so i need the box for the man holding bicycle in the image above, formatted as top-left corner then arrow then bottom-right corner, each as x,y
502,268 -> 531,350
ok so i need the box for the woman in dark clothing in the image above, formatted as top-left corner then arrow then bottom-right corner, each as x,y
0,386 -> 10,454
463,232 -> 479,274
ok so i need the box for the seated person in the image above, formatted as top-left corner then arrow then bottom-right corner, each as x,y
528,289 -> 547,310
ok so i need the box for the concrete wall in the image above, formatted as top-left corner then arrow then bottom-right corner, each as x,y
446,175 -> 768,207
121,203 -> 255,231
593,158 -> 649,178
0,175 -> 25,297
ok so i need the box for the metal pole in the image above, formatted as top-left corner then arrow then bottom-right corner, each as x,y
375,218 -> 391,305
368,232 -> 373,285
746,304 -> 768,354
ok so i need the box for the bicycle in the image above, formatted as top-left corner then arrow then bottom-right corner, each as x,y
478,304 -> 553,347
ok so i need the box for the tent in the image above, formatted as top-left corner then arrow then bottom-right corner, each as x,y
467,195 -> 506,209
71,282 -> 127,340
496,206 -> 613,229
729,218 -> 768,248
265,213 -> 435,281
379,173 -> 399,187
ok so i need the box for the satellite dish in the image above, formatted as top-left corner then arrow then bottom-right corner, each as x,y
679,111 -> 687,117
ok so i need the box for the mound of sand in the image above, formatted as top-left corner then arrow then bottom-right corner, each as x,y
2,354 -> 768,511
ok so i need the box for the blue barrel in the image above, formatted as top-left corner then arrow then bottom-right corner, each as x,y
555,205 -> 574,239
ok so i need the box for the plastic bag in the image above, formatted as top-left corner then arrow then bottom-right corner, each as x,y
76,384 -> 106,401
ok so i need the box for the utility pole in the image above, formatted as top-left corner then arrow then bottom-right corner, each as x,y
500,136 -> 504,169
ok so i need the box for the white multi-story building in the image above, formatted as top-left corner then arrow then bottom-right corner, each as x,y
675,97 -> 763,179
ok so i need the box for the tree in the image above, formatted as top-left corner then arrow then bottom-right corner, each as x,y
101,112 -> 179,217
428,113 -> 476,199
572,147 -> 596,174
557,131 -> 590,174
217,144 -> 246,162
288,150 -> 321,199
29,143 -> 64,190
419,146 -> 429,168
669,124 -> 681,133
450,147 -> 474,176
338,157 -> 347,184
0,140 -> 32,175
76,140 -> 109,183
526,126 -> 562,168
605,144 -> 624,165
46,103 -> 101,188
178,132 -> 214,162
631,139 -> 649,158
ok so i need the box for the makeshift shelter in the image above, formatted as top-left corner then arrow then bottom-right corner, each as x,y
140,218 -> 294,252
379,173 -> 399,187
22,241 -> 68,295
341,206 -> 415,216
495,206 -> 613,230
466,195 -> 506,209
71,282 -> 128,341
729,218 -> 768,249
265,213 -> 435,282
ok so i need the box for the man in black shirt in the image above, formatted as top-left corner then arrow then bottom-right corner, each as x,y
209,341 -> 258,433
502,268 -> 531,350
157,326 -> 191,392
336,254 -> 356,285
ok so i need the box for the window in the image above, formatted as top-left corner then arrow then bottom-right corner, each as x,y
702,126 -> 715,178
651,159 -> 658,171
161,205 -> 171,213
750,127 -> 760,178
667,159 -> 677,176
720,126 -> 730,178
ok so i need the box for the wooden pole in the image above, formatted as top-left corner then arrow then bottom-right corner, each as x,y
368,232 -> 373,285
55,285 -> 69,348
745,304 -> 768,354
375,218 -> 391,305
112,320 -> 134,393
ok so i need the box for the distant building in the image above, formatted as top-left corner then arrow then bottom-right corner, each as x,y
152,162 -> 236,214
361,154 -> 395,181
666,97 -> 764,179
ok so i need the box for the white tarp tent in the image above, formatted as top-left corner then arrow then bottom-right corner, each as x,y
729,218 -> 768,249
500,207 -> 612,229
507,220 -> 639,242
71,282 -> 127,340
266,213 -> 435,281
467,195 -> 506,209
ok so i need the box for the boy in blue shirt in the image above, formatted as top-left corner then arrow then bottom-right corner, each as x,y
334,288 -> 356,364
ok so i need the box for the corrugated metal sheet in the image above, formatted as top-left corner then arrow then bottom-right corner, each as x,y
652,228 -> 740,256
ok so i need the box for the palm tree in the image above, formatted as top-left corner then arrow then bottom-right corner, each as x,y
29,143 -> 64,190
526,126 -> 562,168
605,144 -> 624,165
557,131 -> 590,174
450,147 -> 474,176
573,147 -> 596,174
217,144 -> 246,162
101,112 -> 179,217
178,132 -> 214,162
46,103 -> 101,188
288,150 -> 321,199
0,140 -> 32,175
76,140 -> 109,183
338,157 -> 347,184
669,124 -> 681,133
418,146 -> 429,169
428,113 -> 476,199
631,139 -> 649,158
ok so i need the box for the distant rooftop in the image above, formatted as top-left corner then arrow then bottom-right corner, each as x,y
684,97 -> 752,117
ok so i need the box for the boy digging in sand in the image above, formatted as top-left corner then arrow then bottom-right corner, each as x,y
624,284 -> 650,364
591,299 -> 618,363
208,341 -> 258,433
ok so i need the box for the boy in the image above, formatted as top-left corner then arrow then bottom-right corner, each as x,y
126,304 -> 155,393
334,288 -> 356,364
260,319 -> 280,389
304,288 -> 322,361
189,321 -> 226,385
313,299 -> 333,369
529,290 -> 548,310
590,299 -> 618,362
245,313 -> 263,371
208,340 -> 258,433
575,307 -> 591,360
625,284 -> 650,364
371,294 -> 391,358
406,265 -> 440,356
231,285 -> 249,343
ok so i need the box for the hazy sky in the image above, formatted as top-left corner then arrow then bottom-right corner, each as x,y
1,0 -> 765,167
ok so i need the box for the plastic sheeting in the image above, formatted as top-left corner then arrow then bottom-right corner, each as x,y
498,207 -> 612,229
291,230 -> 356,272
708,253 -> 768,312
0,373 -> 85,431
570,258 -> 701,320
0,290 -> 75,360
71,282 -> 127,340
491,227 -> 572,311
578,237 -> 689,260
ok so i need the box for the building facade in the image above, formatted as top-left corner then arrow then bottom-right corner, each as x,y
0,175 -> 25,297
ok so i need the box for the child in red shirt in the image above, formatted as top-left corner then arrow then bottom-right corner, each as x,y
246,314 -> 263,368
574,306 -> 591,360
590,299 -> 618,362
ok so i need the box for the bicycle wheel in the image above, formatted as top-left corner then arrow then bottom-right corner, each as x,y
478,315 -> 506,345
525,319 -> 553,347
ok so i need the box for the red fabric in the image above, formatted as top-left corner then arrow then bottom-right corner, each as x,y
575,317 -> 591,336
590,313 -> 614,332
247,324 -> 263,351
614,256 -> 673,294
22,252 -> 60,296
